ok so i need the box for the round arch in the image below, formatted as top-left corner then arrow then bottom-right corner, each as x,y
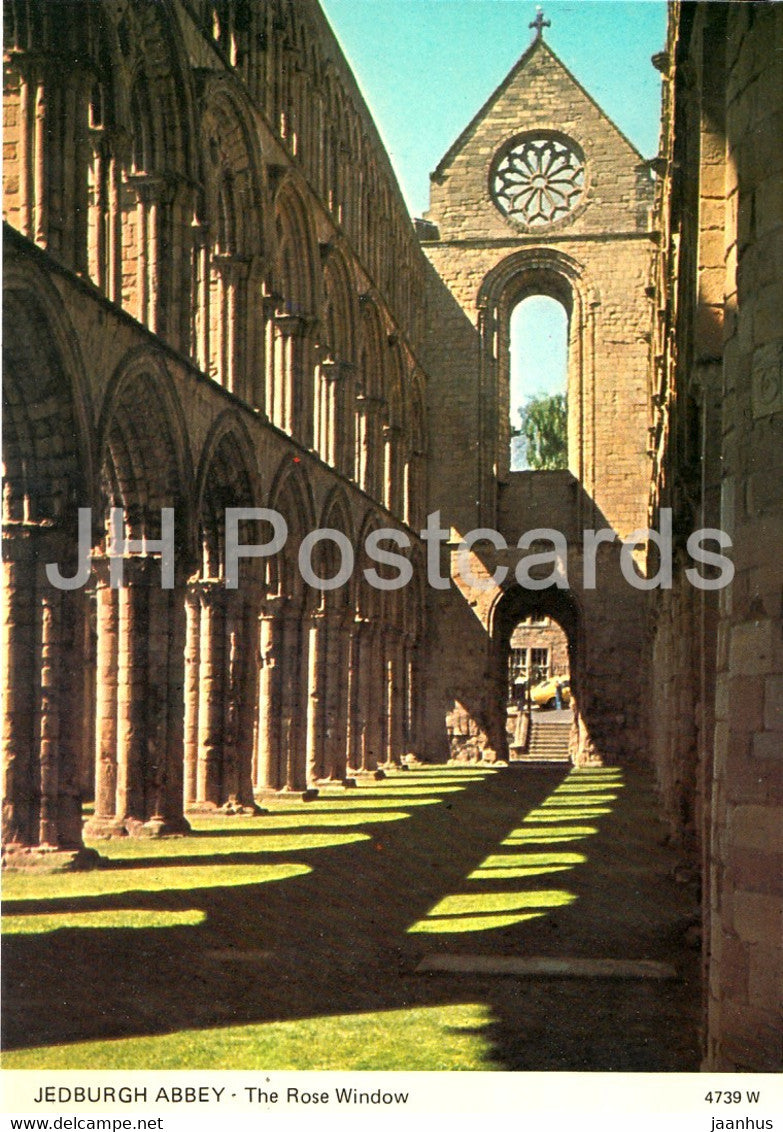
267,455 -> 317,606
97,349 -> 191,553
477,248 -> 595,491
194,411 -> 260,580
489,581 -> 595,764
2,259 -> 95,524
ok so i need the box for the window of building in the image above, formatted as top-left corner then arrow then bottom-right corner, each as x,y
509,295 -> 568,471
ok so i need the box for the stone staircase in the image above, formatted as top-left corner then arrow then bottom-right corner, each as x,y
514,718 -> 571,763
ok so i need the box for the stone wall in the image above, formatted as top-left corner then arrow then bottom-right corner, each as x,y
648,1 -> 783,1072
2,0 -> 430,858
419,30 -> 657,768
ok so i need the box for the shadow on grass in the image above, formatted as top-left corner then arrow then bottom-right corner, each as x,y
1,765 -> 700,1071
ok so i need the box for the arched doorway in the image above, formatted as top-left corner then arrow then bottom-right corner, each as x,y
491,583 -> 594,766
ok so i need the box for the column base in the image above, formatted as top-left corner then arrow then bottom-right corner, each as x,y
186,800 -> 268,816
2,844 -> 103,873
83,814 -> 191,839
255,787 -> 320,802
313,777 -> 357,790
346,768 -> 386,781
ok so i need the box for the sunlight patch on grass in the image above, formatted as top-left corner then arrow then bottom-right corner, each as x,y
521,808 -> 612,821
406,768 -> 621,936
1,1003 -> 496,1070
467,849 -> 586,880
543,795 -> 618,806
339,785 -> 466,795
2,862 -> 311,904
430,890 -> 575,916
467,865 -> 574,879
2,909 -> 205,934
476,852 -> 587,868
502,827 -> 599,843
408,889 -> 575,932
265,797 -> 442,812
408,912 -> 545,933
88,831 -> 369,859
226,811 -> 412,829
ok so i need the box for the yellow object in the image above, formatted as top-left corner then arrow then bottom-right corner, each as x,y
530,676 -> 571,708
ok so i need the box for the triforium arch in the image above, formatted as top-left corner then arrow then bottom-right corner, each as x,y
194,75 -> 267,405
317,243 -> 357,475
185,412 -> 261,814
255,456 -> 316,794
477,247 -> 591,496
356,293 -> 386,498
1,257 -> 96,863
2,0 -> 199,346
489,582 -> 595,765
405,371 -> 428,530
86,349 -> 191,838
269,177 -> 320,445
382,339 -> 406,516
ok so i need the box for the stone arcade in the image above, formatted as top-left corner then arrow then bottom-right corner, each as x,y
2,0 -> 781,1072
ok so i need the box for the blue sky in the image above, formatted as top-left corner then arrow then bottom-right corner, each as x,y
320,1 -> 668,462
320,0 -> 668,218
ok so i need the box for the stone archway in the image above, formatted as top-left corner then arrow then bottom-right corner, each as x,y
490,582 -> 597,766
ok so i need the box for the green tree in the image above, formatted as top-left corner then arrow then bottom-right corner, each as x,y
517,392 -> 568,470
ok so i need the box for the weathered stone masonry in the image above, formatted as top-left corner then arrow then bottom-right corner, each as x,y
2,0 -> 781,1074
647,2 -> 783,1073
2,0 -> 429,852
418,33 -> 656,768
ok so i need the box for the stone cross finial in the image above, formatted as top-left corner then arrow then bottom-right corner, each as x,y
529,7 -> 551,39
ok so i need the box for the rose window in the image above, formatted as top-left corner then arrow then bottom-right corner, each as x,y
492,135 -> 586,227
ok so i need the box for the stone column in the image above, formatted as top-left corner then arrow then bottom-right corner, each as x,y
85,556 -> 189,837
2,533 -> 95,866
385,627 -> 405,766
305,609 -> 327,784
231,589 -> 261,809
280,605 -> 308,792
348,617 -> 370,773
272,313 -> 314,445
52,579 -> 87,849
191,220 -> 210,373
256,597 -> 284,790
196,581 -> 225,806
342,616 -> 359,774
2,547 -> 38,850
126,173 -> 167,334
187,582 -> 259,812
157,578 -> 188,828
327,611 -> 352,780
318,360 -> 354,471
355,393 -> 383,496
183,582 -> 201,805
87,558 -> 122,837
27,568 -> 63,844
364,622 -> 384,771
211,256 -> 250,395
382,422 -> 402,512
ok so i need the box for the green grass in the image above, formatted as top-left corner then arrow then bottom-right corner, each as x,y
2,909 -> 205,934
2,765 -> 643,1070
2,1004 -> 494,1070
2,862 -> 312,903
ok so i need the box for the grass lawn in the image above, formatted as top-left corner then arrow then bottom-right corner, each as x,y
2,765 -> 700,1071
